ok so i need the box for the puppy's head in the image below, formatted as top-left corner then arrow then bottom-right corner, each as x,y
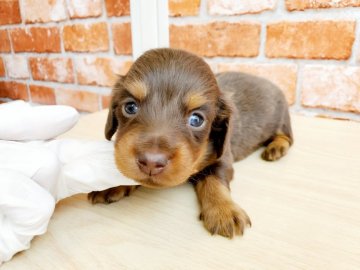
106,48 -> 232,188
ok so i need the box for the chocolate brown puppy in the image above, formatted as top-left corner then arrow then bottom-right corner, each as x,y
88,48 -> 293,238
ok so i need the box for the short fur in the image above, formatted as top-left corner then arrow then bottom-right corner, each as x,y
88,48 -> 293,238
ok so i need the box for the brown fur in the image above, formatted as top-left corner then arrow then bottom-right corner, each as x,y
88,48 -> 293,238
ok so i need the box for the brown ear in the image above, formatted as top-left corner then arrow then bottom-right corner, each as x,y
105,99 -> 118,140
105,76 -> 125,140
209,94 -> 233,158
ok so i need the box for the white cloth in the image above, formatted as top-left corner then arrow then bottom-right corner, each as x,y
0,100 -> 79,141
0,170 -> 55,263
0,101 -> 137,265
48,140 -> 137,202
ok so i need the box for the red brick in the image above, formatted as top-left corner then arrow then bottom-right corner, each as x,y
0,30 -> 11,52
56,88 -> 99,112
286,0 -> 360,11
23,0 -> 67,23
10,27 -> 61,53
0,57 -> 5,77
29,84 -> 56,105
101,94 -> 111,109
266,21 -> 356,60
4,56 -> 29,79
76,57 -> 132,86
0,0 -> 21,25
112,23 -> 132,55
217,63 -> 297,105
301,65 -> 360,113
208,0 -> 277,15
63,22 -> 109,52
169,0 -> 200,16
68,0 -> 102,18
170,22 -> 261,57
29,57 -> 74,83
0,81 -> 28,100
105,0 -> 129,17
107,0 -> 202,17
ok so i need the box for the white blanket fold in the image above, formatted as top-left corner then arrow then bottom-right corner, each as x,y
0,101 -> 137,264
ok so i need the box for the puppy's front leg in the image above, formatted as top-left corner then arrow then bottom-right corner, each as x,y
88,185 -> 138,204
194,175 -> 251,238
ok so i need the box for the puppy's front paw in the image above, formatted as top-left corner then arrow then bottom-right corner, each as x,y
88,186 -> 138,204
200,202 -> 251,238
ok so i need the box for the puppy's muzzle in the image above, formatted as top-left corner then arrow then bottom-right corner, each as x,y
136,152 -> 169,176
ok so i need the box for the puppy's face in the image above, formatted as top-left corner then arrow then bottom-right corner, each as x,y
106,49 -> 231,188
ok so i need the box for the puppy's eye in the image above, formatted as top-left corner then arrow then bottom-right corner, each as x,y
188,112 -> 205,128
123,101 -> 139,116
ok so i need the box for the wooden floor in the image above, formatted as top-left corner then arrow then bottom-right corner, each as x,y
3,111 -> 360,270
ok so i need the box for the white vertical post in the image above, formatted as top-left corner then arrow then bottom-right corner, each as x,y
130,0 -> 169,60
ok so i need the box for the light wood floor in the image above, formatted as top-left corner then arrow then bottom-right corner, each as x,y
3,111 -> 360,270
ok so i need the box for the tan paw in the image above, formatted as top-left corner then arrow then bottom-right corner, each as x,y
88,186 -> 138,204
200,202 -> 251,238
261,141 -> 288,161
262,133 -> 292,161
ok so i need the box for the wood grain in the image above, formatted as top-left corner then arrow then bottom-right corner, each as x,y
4,111 -> 360,269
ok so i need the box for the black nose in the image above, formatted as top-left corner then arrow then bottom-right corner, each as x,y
136,152 -> 168,176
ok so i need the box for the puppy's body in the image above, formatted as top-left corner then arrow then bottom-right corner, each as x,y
89,48 -> 293,238
216,72 -> 293,162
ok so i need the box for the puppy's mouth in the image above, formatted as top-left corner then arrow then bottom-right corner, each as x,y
135,177 -> 167,189
132,170 -> 190,189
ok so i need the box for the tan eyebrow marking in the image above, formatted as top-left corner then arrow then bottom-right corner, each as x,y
186,92 -> 208,111
124,80 -> 148,101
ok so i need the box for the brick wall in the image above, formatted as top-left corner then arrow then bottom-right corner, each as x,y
0,0 -> 359,121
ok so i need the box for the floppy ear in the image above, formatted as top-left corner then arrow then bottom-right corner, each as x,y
209,94 -> 233,158
105,76 -> 125,140
105,99 -> 118,140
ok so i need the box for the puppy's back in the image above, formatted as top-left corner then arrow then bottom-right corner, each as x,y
216,72 -> 292,161
216,72 -> 286,112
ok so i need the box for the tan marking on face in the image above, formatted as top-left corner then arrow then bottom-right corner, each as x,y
114,127 -> 204,188
186,92 -> 208,111
190,140 -> 214,175
114,128 -> 142,180
124,80 -> 147,101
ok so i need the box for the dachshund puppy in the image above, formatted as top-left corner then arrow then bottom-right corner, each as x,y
88,48 -> 293,238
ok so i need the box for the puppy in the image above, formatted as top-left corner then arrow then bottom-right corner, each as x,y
88,48 -> 293,238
